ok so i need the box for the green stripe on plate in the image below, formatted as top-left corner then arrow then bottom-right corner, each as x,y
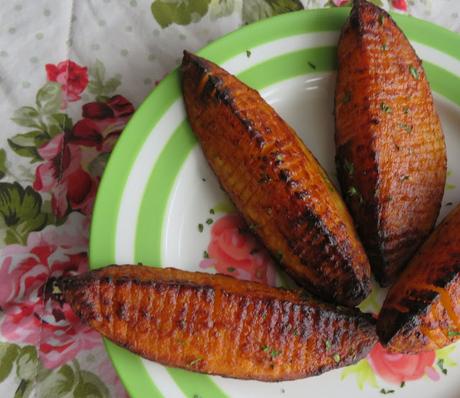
89,8 -> 460,398
135,120 -> 196,263
104,340 -> 165,398
168,368 -> 230,398
424,61 -> 460,106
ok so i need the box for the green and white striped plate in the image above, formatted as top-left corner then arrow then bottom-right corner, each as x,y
90,8 -> 460,398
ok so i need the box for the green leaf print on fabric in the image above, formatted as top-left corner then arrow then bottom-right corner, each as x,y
9,83 -> 70,163
242,0 -> 303,24
151,0 -> 211,28
7,139 -> 42,163
209,0 -> 235,20
36,82 -> 62,115
0,149 -> 7,180
48,113 -> 73,137
39,365 -> 76,397
0,342 -> 20,383
11,107 -> 41,129
16,346 -> 38,381
10,345 -> 39,398
0,342 -> 111,398
88,59 -> 122,102
0,182 -> 49,245
14,378 -> 34,398
74,370 -> 110,398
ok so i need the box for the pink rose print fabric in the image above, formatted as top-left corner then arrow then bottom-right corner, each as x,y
46,60 -> 89,103
392,0 -> 408,11
33,133 -> 97,218
0,213 -> 100,369
2,55 -> 135,396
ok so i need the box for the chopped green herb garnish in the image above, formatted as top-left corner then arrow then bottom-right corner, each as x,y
275,153 -> 284,163
437,358 -> 448,375
198,223 -> 204,232
333,353 -> 341,363
400,381 -> 405,388
270,349 -> 281,358
447,170 -> 453,177
380,102 -> 392,113
448,330 -> 460,337
188,358 -> 202,367
403,106 -> 410,114
446,183 -> 456,190
203,250 -> 209,258
347,186 -> 357,196
262,345 -> 281,358
308,61 -> 317,70
325,340 -> 332,351
385,195 -> 393,202
343,159 -> 354,176
409,65 -> 419,79
378,14 -> 385,25
209,208 -> 215,214
246,49 -> 252,58
206,218 -> 213,225
399,123 -> 413,133
293,329 -> 299,336
347,186 -> 363,203
227,267 -> 236,272
342,90 -> 352,104
262,312 -> 267,320
381,42 -> 388,51
380,389 -> 395,395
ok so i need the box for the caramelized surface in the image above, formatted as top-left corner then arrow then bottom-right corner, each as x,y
62,265 -> 377,381
181,51 -> 370,306
378,205 -> 460,353
335,0 -> 446,286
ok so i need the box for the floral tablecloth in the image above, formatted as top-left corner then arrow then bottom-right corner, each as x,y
1,1 -> 460,396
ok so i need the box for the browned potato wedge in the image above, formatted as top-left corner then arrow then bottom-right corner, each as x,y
61,265 -> 377,381
378,205 -> 460,353
335,0 -> 446,286
181,51 -> 371,307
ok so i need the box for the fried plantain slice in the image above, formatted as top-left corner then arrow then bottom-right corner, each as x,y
378,204 -> 460,353
62,265 -> 377,381
335,0 -> 446,286
181,51 -> 371,306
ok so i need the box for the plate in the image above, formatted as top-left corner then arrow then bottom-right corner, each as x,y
90,8 -> 460,398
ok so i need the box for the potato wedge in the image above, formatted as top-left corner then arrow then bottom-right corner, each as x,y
61,265 -> 377,381
335,0 -> 446,286
181,51 -> 370,307
377,205 -> 460,353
